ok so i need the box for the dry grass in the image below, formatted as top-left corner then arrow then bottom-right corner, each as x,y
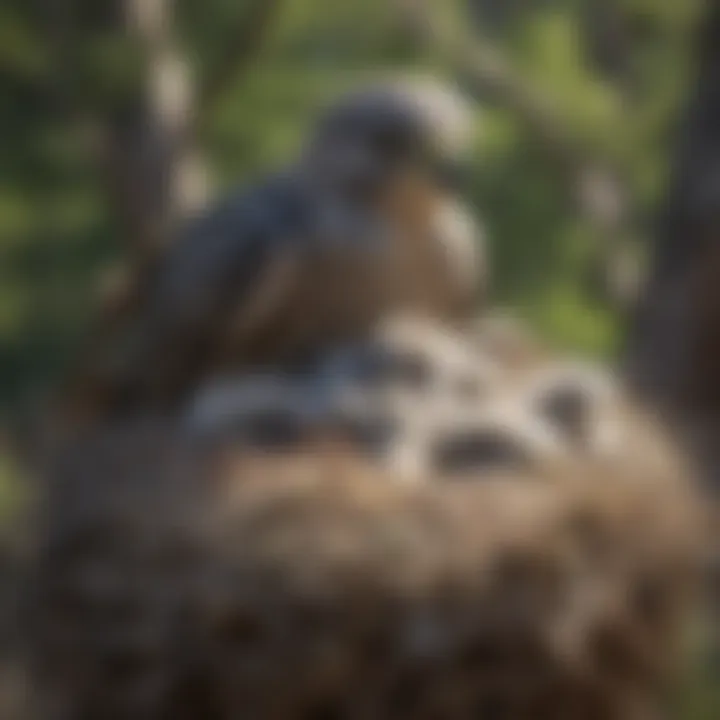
25,418 -> 702,719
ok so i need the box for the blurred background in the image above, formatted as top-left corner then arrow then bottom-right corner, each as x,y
0,0 -> 708,421
0,0 -> 718,715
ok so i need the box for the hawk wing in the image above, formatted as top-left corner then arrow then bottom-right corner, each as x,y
105,175 -> 308,413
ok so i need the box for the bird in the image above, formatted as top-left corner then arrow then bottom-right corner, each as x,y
69,77 -> 486,421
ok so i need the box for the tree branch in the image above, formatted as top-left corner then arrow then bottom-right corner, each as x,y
197,0 -> 285,117
53,0 -> 209,428
397,0 -> 639,311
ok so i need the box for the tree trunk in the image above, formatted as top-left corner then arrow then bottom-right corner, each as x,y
53,0 -> 284,430
107,0 -> 208,258
626,0 -> 720,418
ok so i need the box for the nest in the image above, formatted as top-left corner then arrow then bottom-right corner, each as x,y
28,408 -> 701,719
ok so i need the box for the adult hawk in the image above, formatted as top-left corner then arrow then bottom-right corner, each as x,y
71,78 -> 485,418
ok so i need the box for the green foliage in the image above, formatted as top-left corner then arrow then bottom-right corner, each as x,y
0,450 -> 24,530
674,618 -> 720,720
0,0 -> 707,416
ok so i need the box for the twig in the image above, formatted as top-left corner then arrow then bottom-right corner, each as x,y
197,0 -> 285,117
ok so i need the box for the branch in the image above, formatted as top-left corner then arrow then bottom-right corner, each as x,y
197,0 -> 285,117
458,43 -> 639,311
398,1 -> 639,311
53,0 -> 207,427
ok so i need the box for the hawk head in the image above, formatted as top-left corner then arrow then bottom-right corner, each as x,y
304,77 -> 476,203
